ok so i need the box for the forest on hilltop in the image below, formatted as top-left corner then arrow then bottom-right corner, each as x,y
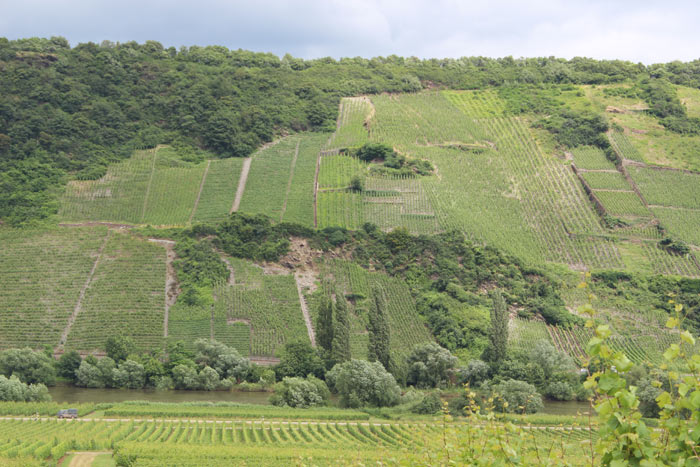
4,36 -> 700,225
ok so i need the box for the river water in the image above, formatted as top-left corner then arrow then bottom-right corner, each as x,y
49,386 -> 591,416
48,386 -> 272,405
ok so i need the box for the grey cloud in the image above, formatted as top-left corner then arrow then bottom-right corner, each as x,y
0,0 -> 698,63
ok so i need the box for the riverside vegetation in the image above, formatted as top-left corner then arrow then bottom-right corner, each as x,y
1,37 -> 700,465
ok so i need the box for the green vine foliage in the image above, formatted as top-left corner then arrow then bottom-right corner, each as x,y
581,278 -> 700,466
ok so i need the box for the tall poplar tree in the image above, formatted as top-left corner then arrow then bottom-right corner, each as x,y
316,292 -> 334,352
331,289 -> 351,363
484,290 -> 508,365
368,286 -> 391,370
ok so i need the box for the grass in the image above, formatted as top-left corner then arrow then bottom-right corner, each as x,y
611,110 -> 700,171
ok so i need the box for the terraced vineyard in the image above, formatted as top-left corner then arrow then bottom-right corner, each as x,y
213,259 -> 307,357
64,231 -> 166,352
60,147 -> 242,226
310,259 -> 433,364
0,227 -> 108,349
239,134 -> 327,227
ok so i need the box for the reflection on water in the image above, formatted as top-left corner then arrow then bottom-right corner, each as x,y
540,400 -> 592,416
48,386 -> 273,405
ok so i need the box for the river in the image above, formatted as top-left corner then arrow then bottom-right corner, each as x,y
48,386 -> 273,405
49,386 -> 592,416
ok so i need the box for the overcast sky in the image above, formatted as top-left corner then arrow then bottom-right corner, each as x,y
1,0 -> 698,64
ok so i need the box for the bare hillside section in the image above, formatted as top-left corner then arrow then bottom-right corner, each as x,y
148,238 -> 179,338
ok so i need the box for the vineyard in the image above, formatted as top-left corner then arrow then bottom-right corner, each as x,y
238,134 -> 326,227
0,227 -> 108,350
212,259 -> 308,357
64,231 -> 166,352
0,405 -> 597,466
310,259 -> 434,364
60,147 -> 243,226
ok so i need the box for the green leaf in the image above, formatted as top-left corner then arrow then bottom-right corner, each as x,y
690,390 -> 700,409
599,373 -> 624,394
663,344 -> 680,362
665,317 -> 679,329
656,391 -> 672,408
596,324 -> 611,338
612,355 -> 633,373
681,330 -> 696,346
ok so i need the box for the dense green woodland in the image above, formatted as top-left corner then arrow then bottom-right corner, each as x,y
3,36 -> 700,224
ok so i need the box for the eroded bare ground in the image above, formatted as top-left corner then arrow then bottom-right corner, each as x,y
65,451 -> 112,467
249,356 -> 281,366
148,239 -> 179,338
295,272 -> 316,346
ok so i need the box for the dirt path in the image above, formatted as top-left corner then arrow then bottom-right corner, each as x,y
220,256 -> 236,285
189,160 -> 211,223
249,356 -> 281,366
141,147 -> 158,222
59,222 -> 133,229
148,239 -> 178,338
66,451 -> 111,467
294,273 -> 316,347
59,231 -> 112,349
231,157 -> 252,213
280,139 -> 301,221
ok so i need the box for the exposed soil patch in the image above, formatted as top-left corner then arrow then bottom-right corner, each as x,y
189,159 -> 211,223
59,222 -> 133,229
65,451 -> 112,467
227,318 -> 250,325
249,356 -> 280,366
231,157 -> 252,213
148,239 -> 179,338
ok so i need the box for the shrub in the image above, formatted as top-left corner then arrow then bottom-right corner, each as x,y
270,376 -> 330,408
544,381 -> 574,401
490,379 -> 543,414
0,348 -> 56,386
0,375 -> 51,402
406,342 -> 457,389
457,359 -> 490,388
326,359 -> 400,408
411,392 -> 443,414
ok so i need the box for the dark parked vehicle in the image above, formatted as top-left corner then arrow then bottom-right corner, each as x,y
57,409 -> 78,419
